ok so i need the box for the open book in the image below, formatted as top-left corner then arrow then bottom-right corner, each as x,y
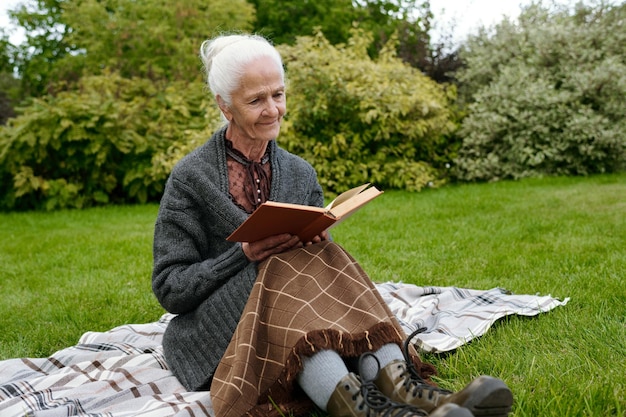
226,183 -> 383,243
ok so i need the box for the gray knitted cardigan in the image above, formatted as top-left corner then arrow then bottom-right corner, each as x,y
152,125 -> 324,391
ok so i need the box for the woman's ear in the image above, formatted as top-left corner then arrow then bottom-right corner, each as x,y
216,95 -> 232,121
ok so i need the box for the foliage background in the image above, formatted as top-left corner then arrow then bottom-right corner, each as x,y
0,0 -> 624,210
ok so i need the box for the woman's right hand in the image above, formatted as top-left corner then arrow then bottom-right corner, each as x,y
242,234 -> 302,262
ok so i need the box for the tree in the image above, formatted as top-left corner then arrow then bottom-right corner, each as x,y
249,0 -> 356,45
453,2 -> 626,181
0,32 -> 18,124
249,0 -> 455,81
8,0 -> 69,98
353,0 -> 429,62
7,0 -> 255,97
60,0 -> 255,83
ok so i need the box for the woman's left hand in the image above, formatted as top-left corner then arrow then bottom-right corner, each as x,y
303,230 -> 330,246
242,233 -> 302,262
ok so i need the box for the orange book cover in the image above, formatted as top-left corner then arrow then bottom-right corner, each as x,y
226,184 -> 382,243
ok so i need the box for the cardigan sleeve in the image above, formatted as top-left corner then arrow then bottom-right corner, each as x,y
152,173 -> 252,315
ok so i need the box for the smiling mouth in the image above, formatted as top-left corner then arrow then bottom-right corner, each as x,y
259,119 -> 280,126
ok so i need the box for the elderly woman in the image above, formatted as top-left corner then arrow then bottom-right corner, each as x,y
151,34 -> 513,417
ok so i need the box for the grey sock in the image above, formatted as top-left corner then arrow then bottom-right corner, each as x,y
297,349 -> 349,411
358,343 -> 404,381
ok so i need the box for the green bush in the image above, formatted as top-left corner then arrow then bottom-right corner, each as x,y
0,73 -> 217,210
279,30 -> 457,194
453,3 -> 626,181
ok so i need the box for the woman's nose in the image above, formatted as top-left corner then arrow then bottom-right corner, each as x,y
263,100 -> 279,117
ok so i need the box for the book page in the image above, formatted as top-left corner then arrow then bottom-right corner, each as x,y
328,186 -> 382,219
325,183 -> 371,210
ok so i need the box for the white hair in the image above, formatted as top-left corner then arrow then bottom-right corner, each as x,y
199,34 -> 285,107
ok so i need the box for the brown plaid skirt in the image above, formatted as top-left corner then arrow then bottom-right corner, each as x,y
210,241 -> 436,417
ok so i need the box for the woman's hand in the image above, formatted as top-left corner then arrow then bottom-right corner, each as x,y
242,230 -> 330,262
303,230 -> 330,246
242,233 -> 302,262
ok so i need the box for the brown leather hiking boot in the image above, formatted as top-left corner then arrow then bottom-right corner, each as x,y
376,360 -> 513,416
375,328 -> 514,417
327,372 -> 473,417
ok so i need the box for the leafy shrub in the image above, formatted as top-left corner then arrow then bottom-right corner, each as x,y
454,3 -> 626,181
279,30 -> 457,194
0,72 -> 218,210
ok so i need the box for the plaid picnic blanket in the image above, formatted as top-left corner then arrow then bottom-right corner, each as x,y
0,283 -> 568,417
376,283 -> 570,353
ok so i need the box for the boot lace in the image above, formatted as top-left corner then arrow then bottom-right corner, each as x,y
358,353 -> 428,417
401,327 -> 453,400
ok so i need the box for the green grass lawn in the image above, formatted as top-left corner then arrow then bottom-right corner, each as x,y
1,174 -> 624,416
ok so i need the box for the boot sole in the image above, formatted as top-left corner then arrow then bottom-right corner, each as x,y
461,377 -> 513,417
449,410 -> 474,417
436,405 -> 474,417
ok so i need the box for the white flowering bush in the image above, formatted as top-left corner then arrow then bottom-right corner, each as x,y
454,3 -> 626,181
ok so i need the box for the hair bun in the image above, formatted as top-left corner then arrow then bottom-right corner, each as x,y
200,35 -> 254,74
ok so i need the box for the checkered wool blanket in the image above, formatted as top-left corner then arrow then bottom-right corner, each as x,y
211,242 -> 431,417
0,283 -> 568,417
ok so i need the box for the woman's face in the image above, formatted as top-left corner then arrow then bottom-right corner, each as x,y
220,56 -> 286,145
